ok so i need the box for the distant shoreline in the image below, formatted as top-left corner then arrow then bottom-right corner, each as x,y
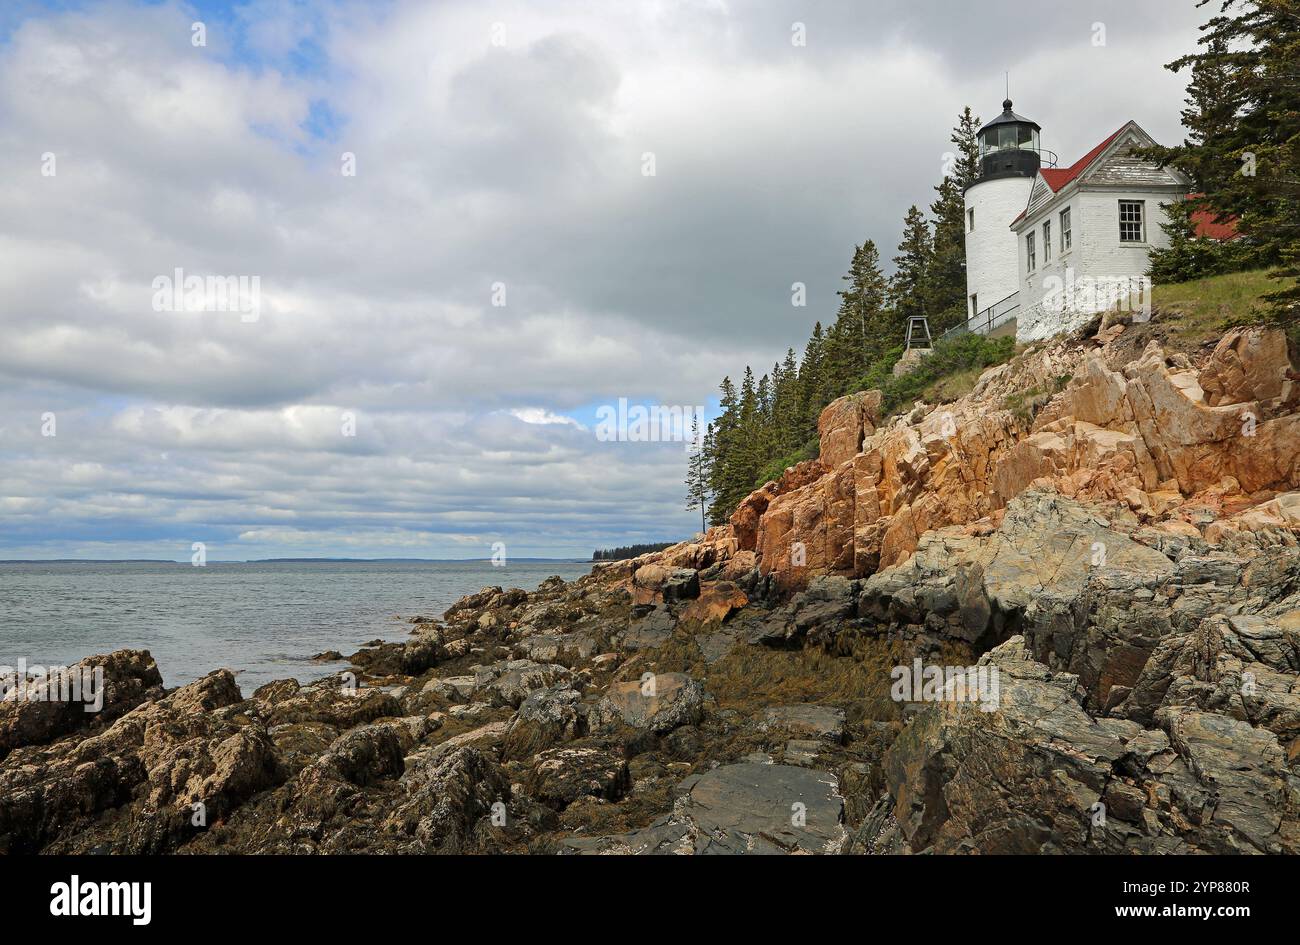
0,557 -> 591,565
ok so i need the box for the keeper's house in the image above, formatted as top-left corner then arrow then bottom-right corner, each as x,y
960,99 -> 1233,343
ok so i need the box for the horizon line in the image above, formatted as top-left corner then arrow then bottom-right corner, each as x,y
0,556 -> 600,564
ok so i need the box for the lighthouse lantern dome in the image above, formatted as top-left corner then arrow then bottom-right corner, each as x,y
973,99 -> 1051,184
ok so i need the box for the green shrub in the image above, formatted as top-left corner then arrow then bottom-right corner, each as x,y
868,333 -> 1016,418
752,437 -> 819,489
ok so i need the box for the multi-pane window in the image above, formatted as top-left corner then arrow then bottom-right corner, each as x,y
1026,232 -> 1036,273
1119,200 -> 1145,242
1043,221 -> 1052,262
1060,207 -> 1072,252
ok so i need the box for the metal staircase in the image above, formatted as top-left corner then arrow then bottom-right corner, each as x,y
940,291 -> 1020,340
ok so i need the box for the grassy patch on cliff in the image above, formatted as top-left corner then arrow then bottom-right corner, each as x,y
1151,268 -> 1278,342
753,437 -> 820,488
872,333 -> 1017,419
924,365 -> 989,404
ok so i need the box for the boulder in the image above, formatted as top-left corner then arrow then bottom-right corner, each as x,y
420,675 -> 477,705
300,723 -> 404,788
502,686 -> 585,759
472,660 -> 572,709
680,581 -> 748,624
592,672 -> 704,734
565,762 -> 846,854
631,565 -> 700,606
515,630 -> 598,666
525,746 -> 630,809
616,607 -> 676,650
444,586 -> 503,620
1199,326 -> 1294,407
761,704 -> 846,743
383,747 -> 511,853
0,649 -> 163,760
266,685 -> 401,728
348,628 -> 444,676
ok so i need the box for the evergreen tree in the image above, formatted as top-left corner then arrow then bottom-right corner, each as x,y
921,107 -> 982,333
705,377 -> 739,525
773,347 -> 801,453
924,173 -> 969,332
949,106 -> 982,191
820,318 -> 853,401
834,240 -> 890,378
684,413 -> 710,534
890,205 -> 933,339
736,366 -> 759,481
1148,197 -> 1254,283
754,372 -> 774,472
796,322 -> 827,441
1144,1 -> 1299,324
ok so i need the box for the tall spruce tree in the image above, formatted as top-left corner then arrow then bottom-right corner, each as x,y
920,108 -> 982,333
890,205 -> 934,340
684,413 -> 710,533
733,367 -> 760,499
797,322 -> 828,442
836,240 -> 890,368
754,371 -> 774,475
705,376 -> 739,525
950,106 -> 982,191
773,347 -> 800,453
1145,1 -> 1299,324
924,174 -> 969,332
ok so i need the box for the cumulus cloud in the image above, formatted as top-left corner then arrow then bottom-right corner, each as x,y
0,0 -> 1205,558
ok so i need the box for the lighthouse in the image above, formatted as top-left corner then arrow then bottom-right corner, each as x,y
962,99 -> 1053,331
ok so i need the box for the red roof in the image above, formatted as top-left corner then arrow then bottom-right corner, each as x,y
1187,194 -> 1240,240
1039,126 -> 1125,193
1006,124 -> 1129,227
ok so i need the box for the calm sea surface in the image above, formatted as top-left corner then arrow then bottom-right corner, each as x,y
0,560 -> 592,693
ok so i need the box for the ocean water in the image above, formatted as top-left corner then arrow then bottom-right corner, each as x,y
0,560 -> 593,693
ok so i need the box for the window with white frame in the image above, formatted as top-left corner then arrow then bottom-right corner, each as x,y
1043,220 -> 1052,262
1119,200 -> 1145,242
970,293 -> 978,317
1060,207 -> 1071,252
1026,232 -> 1036,273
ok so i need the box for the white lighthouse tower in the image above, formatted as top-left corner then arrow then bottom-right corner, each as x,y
962,99 -> 1053,333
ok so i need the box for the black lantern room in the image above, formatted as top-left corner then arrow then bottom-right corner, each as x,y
974,99 -> 1053,184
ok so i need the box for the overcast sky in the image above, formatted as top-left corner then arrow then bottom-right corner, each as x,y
0,0 -> 1208,560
